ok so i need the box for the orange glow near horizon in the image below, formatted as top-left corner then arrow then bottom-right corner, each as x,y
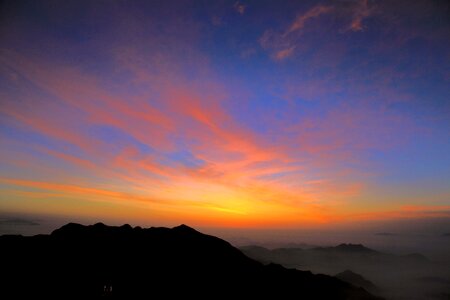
2,176 -> 449,229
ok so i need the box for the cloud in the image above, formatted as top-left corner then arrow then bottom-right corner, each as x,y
233,2 -> 246,15
260,0 -> 375,60
0,218 -> 40,226
346,0 -> 373,32
260,4 -> 334,60
274,46 -> 296,60
285,5 -> 333,35
349,205 -> 450,221
260,4 -> 333,60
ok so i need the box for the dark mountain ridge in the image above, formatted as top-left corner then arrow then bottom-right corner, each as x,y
310,243 -> 378,255
0,223 -> 382,299
336,270 -> 380,295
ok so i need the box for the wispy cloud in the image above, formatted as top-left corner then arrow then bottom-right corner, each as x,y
260,0 -> 375,60
285,5 -> 333,35
0,218 -> 39,226
346,0 -> 373,32
349,205 -> 450,221
273,46 -> 296,61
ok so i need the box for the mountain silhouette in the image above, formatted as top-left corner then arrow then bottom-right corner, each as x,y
0,223 -> 382,299
316,243 -> 377,254
336,270 -> 380,295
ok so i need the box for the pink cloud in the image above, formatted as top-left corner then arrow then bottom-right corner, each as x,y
260,4 -> 333,61
346,0 -> 373,32
260,1 -> 375,60
274,46 -> 296,60
285,5 -> 333,35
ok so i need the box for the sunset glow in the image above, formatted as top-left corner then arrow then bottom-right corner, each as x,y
0,0 -> 449,229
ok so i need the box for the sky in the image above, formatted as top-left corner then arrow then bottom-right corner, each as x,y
0,0 -> 449,232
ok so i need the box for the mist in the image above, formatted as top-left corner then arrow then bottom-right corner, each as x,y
205,220 -> 450,300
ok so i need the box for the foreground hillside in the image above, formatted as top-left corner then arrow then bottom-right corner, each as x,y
0,223 -> 381,299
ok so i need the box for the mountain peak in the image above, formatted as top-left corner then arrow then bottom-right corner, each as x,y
120,224 -> 133,230
51,222 -> 84,235
335,243 -> 375,253
173,224 -> 198,233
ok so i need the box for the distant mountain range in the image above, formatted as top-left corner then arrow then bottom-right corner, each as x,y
240,243 -> 429,270
0,223 -> 382,299
241,243 -> 450,300
317,243 -> 378,254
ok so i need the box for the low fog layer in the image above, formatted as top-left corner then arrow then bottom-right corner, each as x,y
240,242 -> 450,300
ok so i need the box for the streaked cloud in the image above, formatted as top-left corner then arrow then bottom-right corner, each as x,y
0,218 -> 39,226
349,205 -> 450,221
346,0 -> 373,32
260,0 -> 375,60
285,5 -> 333,35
